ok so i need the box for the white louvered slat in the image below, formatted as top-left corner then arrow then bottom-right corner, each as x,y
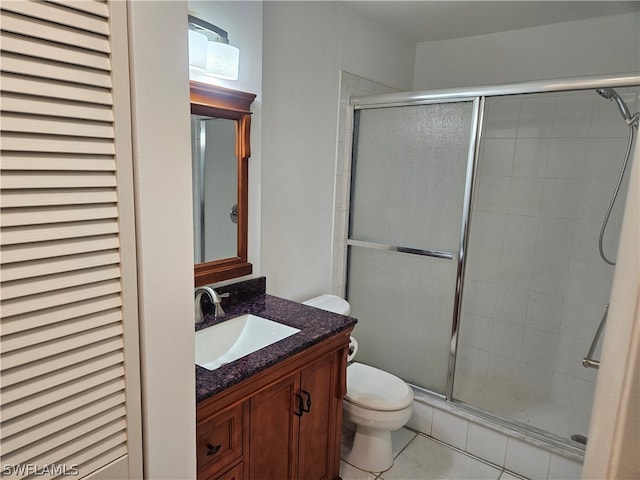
0,381 -> 124,438
0,310 -> 122,358
1,321 -> 123,365
0,2 -> 139,476
0,74 -> 112,105
45,433 -> 127,479
2,205 -> 117,229
1,250 -> 120,281
0,350 -> 124,405
0,278 -> 121,318
1,113 -> 114,138
1,220 -> 118,246
1,10 -> 110,53
0,153 -> 115,171
0,171 -> 116,190
1,265 -> 121,301
1,1 -> 110,36
2,204 -> 118,227
0,32 -> 110,71
1,172 -> 116,189
5,410 -> 126,467
0,53 -> 112,88
0,364 -> 124,422
1,188 -> 118,208
1,93 -> 114,122
1,294 -> 122,336
0,235 -> 120,264
1,335 -> 123,388
0,133 -> 116,155
48,0 -> 110,19
2,394 -> 125,457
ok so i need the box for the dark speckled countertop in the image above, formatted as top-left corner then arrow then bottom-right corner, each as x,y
195,277 -> 357,403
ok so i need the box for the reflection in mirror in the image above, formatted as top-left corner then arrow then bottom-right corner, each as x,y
190,81 -> 256,286
191,115 -> 238,263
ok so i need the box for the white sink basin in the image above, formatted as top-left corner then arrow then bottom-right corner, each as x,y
195,314 -> 300,371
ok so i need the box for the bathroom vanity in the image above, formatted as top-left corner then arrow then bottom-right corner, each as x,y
195,278 -> 356,480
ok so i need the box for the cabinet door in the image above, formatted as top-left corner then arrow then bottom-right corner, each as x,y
197,403 -> 245,478
249,373 -> 300,480
298,351 -> 342,480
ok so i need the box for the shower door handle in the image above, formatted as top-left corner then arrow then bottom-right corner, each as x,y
583,304 -> 608,369
347,239 -> 455,260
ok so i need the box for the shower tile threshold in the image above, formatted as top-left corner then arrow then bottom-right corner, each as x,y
340,428 -> 527,480
409,386 -> 586,463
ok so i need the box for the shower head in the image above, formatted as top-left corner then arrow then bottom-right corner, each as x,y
596,88 -> 635,124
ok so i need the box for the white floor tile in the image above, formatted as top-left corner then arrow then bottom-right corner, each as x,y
391,427 -> 418,458
340,460 -> 379,480
500,472 -> 529,480
548,454 -> 583,480
381,435 -> 502,480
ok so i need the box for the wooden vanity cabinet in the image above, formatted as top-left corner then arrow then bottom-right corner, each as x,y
197,331 -> 351,480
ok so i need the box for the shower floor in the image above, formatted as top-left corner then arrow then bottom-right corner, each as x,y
453,372 -> 591,444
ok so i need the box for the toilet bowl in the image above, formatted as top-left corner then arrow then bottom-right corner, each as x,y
303,295 -> 414,472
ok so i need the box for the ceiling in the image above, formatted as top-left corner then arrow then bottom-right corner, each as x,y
344,1 -> 640,43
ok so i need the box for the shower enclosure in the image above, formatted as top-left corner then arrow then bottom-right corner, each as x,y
343,74 -> 639,452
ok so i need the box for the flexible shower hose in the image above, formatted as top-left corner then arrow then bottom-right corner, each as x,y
598,123 -> 636,265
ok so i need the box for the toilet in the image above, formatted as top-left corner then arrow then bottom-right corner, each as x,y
303,294 -> 414,472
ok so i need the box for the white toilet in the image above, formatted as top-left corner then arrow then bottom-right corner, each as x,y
303,294 -> 414,472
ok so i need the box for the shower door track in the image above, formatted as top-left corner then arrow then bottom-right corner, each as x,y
351,73 -> 640,109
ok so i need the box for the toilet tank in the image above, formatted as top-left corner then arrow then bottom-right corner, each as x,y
302,294 -> 351,315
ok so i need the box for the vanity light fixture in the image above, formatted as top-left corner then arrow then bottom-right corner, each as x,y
188,15 -> 239,80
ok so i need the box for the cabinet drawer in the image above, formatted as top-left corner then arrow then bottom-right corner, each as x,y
214,462 -> 243,480
197,403 -> 245,476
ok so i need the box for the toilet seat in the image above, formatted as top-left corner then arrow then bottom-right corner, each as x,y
302,294 -> 351,315
346,362 -> 413,411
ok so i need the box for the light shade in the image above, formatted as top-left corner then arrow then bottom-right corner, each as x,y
205,41 -> 240,80
188,30 -> 207,71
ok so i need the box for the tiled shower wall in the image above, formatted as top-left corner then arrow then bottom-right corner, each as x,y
458,88 -> 639,411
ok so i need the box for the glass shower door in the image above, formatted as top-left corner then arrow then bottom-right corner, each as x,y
347,101 -> 477,394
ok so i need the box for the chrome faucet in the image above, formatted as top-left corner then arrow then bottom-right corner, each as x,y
194,287 -> 230,323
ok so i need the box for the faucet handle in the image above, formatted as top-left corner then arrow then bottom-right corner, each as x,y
213,292 -> 230,318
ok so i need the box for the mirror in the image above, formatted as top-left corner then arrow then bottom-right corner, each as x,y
190,81 -> 256,286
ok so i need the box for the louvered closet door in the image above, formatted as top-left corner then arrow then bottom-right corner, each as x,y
0,1 -> 142,479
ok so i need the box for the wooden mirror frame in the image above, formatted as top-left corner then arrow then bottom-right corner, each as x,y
190,81 -> 256,286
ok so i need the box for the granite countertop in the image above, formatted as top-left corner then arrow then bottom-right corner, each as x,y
195,283 -> 357,403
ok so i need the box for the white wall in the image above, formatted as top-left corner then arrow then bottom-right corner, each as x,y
261,1 -> 415,300
583,141 -> 640,479
188,0 -> 263,277
414,12 -> 640,90
127,2 -> 196,478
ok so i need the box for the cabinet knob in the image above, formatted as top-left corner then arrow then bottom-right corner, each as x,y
207,443 -> 222,456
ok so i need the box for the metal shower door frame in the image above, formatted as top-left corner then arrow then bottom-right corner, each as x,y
347,96 -> 482,397
347,73 -> 640,403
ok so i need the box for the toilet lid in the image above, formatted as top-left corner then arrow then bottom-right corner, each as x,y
302,294 -> 350,315
346,362 -> 413,411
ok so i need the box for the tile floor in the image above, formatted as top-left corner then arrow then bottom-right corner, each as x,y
340,427 -> 528,480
